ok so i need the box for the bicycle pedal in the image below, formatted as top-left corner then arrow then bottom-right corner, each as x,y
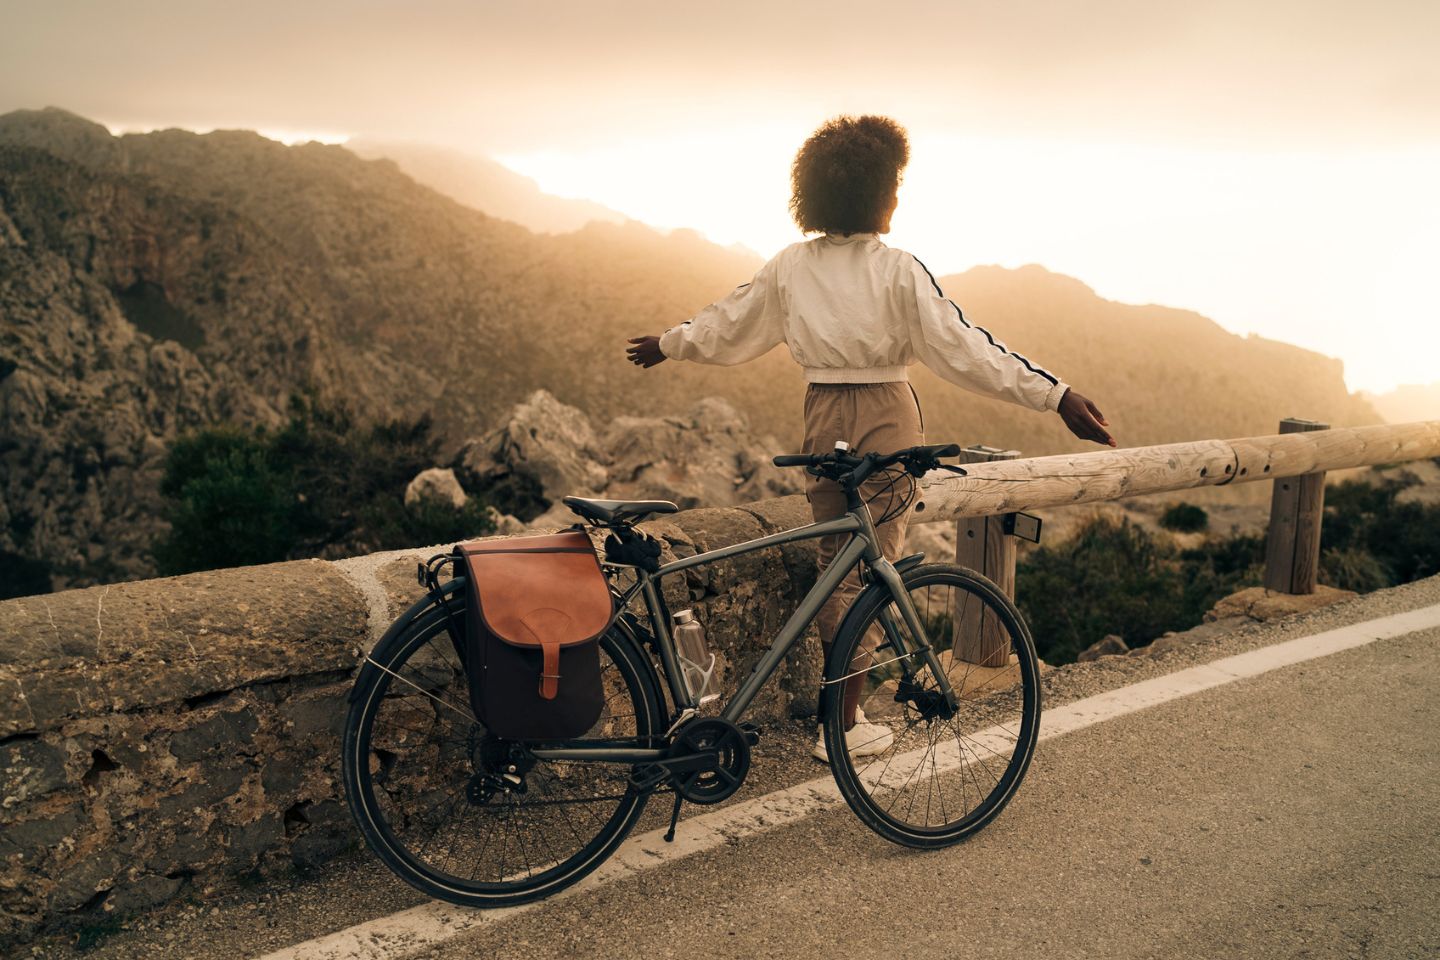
628,764 -> 669,792
739,722 -> 761,747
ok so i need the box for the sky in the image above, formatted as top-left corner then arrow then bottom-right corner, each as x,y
2,0 -> 1437,394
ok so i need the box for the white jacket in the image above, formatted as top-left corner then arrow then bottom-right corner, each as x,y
659,233 -> 1069,413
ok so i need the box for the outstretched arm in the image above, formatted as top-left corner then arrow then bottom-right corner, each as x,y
626,257 -> 784,369
903,255 -> 1117,446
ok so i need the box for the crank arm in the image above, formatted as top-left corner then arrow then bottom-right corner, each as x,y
628,750 -> 719,792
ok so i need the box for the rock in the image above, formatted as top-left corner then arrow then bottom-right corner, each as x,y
1127,615 -> 1254,657
454,390 -> 609,517
403,468 -> 467,509
934,650 -> 1027,698
0,803 -> 87,861
1132,634 -> 1189,658
280,690 -> 347,741
167,708 -> 258,763
474,395 -> 805,527
903,521 -> 956,562
105,873 -> 185,914
862,680 -> 905,719
600,397 -> 802,509
484,505 -> 527,536
225,815 -> 283,867
1078,634 -> 1129,661
1204,585 -> 1356,623
0,738 -> 70,805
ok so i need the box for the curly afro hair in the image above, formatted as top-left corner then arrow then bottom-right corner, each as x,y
789,115 -> 910,236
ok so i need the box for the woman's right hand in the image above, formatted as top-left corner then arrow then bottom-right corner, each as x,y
626,336 -> 667,368
1058,389 -> 1116,446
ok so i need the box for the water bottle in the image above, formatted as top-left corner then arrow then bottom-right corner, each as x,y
672,609 -> 721,705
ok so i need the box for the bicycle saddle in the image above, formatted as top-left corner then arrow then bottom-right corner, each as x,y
562,496 -> 679,525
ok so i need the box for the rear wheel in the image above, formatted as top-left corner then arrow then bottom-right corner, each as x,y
824,562 -> 1041,847
343,600 -> 663,905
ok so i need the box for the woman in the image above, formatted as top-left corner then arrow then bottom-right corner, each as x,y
627,114 -> 1114,761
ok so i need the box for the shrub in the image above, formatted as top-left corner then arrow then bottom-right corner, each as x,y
1159,502 -> 1209,533
152,428 -> 298,574
1321,473 -> 1440,587
1319,546 -> 1390,594
153,396 -> 495,575
1017,517 -> 1264,664
1017,517 -> 1189,663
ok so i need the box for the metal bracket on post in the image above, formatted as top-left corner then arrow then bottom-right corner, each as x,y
1263,418 -> 1330,594
954,445 -> 1022,667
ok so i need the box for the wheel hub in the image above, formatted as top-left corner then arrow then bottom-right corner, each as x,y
895,676 -> 956,721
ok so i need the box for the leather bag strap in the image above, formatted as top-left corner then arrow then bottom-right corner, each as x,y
539,642 -> 561,699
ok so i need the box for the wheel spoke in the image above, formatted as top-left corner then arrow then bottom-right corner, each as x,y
344,609 -> 658,902
826,565 -> 1040,843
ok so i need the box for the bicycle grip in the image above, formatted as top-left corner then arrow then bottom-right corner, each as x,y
772,453 -> 816,467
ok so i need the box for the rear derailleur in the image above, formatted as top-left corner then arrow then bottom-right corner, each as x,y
466,735 -> 536,804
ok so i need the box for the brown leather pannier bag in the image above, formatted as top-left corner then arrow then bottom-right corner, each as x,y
453,530 -> 614,740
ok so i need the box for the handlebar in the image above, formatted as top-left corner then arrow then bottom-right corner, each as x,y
771,443 -> 966,487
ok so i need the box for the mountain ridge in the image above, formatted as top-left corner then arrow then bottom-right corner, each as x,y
345,137 -> 632,235
0,106 -> 1380,592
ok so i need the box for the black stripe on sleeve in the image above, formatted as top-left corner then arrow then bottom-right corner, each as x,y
909,255 -> 1059,386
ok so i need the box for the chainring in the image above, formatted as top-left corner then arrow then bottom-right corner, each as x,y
668,717 -> 750,804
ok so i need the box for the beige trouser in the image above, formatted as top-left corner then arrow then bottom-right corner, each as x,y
803,381 -> 925,727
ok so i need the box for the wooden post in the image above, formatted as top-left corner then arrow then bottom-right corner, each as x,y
1263,418 -> 1330,594
954,445 -> 1019,667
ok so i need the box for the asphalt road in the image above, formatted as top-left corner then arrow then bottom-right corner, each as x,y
23,580 -> 1440,960
420,626 -> 1439,960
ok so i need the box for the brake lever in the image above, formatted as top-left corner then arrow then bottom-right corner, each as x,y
908,460 -> 968,477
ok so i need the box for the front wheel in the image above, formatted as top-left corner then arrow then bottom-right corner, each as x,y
823,562 -> 1041,847
342,599 -> 664,906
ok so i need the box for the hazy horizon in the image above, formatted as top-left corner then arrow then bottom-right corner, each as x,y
3,0 -> 1436,394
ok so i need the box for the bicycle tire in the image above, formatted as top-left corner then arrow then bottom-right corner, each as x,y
343,600 -> 663,906
823,562 -> 1041,847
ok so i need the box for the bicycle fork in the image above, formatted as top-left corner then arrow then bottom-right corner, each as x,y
868,557 -> 960,718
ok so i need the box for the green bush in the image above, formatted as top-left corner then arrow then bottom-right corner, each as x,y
1017,466 -> 1440,664
1017,517 -> 1263,664
1319,546 -> 1391,593
1159,502 -> 1209,533
1321,473 -> 1440,587
152,428 -> 298,574
153,396 -> 495,575
1017,517 -> 1186,663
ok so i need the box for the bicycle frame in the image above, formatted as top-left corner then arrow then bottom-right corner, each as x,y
529,497 -> 958,764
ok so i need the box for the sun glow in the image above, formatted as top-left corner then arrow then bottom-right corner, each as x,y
501,132 -> 1440,395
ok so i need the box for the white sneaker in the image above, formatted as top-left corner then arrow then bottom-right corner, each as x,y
811,720 -> 894,763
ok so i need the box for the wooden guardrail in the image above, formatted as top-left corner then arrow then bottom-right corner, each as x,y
911,419 -> 1440,601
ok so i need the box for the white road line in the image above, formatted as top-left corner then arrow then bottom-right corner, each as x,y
257,602 -> 1440,960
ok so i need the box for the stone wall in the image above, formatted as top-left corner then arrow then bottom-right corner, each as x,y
0,496 -> 823,941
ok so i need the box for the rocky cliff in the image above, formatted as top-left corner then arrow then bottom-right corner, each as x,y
0,107 -> 1380,595
0,108 -> 767,592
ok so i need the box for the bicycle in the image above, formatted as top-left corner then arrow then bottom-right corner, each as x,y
342,442 -> 1042,906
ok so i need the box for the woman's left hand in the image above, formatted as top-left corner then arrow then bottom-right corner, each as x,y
626,336 -> 667,368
